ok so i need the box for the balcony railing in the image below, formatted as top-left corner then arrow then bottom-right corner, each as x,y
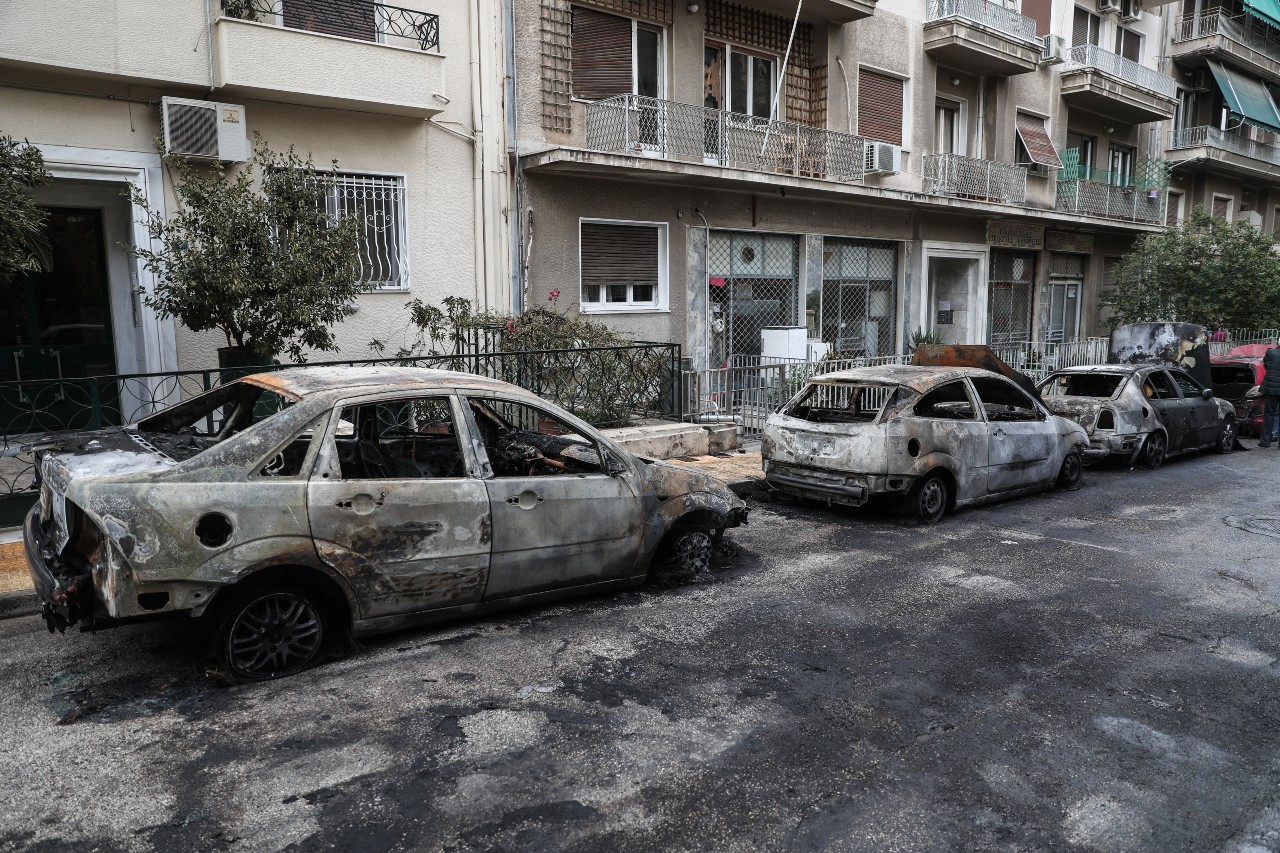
1168,125 -> 1280,167
1056,178 -> 1165,223
1060,44 -> 1177,99
222,0 -> 440,52
1173,9 -> 1280,57
585,95 -> 868,183
922,153 -> 1027,204
925,0 -> 1037,43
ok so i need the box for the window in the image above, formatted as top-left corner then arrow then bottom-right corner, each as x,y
571,7 -> 663,100
1213,195 -> 1233,220
1142,371 -> 1177,399
1273,206 -> 1280,237
859,69 -> 905,145
914,381 -> 975,420
972,376 -> 1042,421
1072,7 -> 1100,46
1066,130 -> 1095,178
335,396 -> 465,480
1042,373 -> 1125,398
704,42 -> 777,118
467,397 -> 606,477
935,100 -> 960,154
1170,370 -> 1205,397
1167,191 -> 1184,226
324,174 -> 408,290
1014,113 -> 1061,175
580,220 -> 666,310
1114,27 -> 1141,61
1107,144 -> 1134,186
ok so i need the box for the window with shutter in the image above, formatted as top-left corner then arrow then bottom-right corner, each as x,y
858,69 -> 904,145
1072,7 -> 1100,46
284,0 -> 376,41
1114,27 -> 1141,62
1015,113 -> 1062,170
1213,196 -> 1232,220
1167,191 -> 1183,226
572,7 -> 635,100
1022,0 -> 1052,36
580,221 -> 666,310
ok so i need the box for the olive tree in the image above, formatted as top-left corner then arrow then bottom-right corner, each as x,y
0,134 -> 52,286
1106,206 -> 1280,331
131,136 -> 365,363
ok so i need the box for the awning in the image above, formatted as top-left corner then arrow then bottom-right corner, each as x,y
1207,58 -> 1280,133
1243,0 -> 1280,32
1014,113 -> 1062,169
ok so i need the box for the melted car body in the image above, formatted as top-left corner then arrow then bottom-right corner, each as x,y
25,367 -> 747,678
761,366 -> 1088,522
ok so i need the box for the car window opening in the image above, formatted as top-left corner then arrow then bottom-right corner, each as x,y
1042,373 -> 1124,398
1210,364 -> 1255,400
468,398 -> 605,477
335,397 -> 465,480
136,383 -> 296,461
913,381 -> 974,421
972,376 -> 1042,422
784,382 -> 906,424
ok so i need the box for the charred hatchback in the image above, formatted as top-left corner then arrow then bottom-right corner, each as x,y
25,367 -> 747,680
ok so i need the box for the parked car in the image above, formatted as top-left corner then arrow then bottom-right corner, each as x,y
761,365 -> 1088,524
25,367 -> 748,680
1037,364 -> 1236,467
1210,345 -> 1269,437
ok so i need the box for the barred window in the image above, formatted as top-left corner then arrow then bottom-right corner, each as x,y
579,220 -> 666,311
324,173 -> 408,290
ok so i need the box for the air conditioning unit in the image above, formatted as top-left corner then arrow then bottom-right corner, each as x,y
1097,0 -> 1121,13
865,142 -> 902,175
1189,69 -> 1212,91
1120,0 -> 1142,20
161,97 -> 250,163
1040,34 -> 1067,64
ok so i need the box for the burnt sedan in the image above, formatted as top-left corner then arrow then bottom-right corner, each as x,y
25,367 -> 747,680
761,366 -> 1088,523
1037,364 -> 1236,468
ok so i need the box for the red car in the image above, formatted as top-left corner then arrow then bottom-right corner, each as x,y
1210,344 -> 1268,437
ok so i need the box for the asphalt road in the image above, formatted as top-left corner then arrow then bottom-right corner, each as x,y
2,444 -> 1279,852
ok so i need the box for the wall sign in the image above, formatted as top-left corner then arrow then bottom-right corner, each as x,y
936,310 -> 954,325
1045,231 -> 1095,254
986,221 -> 1044,250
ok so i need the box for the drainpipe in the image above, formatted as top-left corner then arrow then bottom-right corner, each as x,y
470,0 -> 487,307
976,75 -> 986,157
504,0 -> 522,312
835,56 -> 853,134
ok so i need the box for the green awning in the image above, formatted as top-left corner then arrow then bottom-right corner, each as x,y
1207,59 -> 1280,134
1243,0 -> 1280,32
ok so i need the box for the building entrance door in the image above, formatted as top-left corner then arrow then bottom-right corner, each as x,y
927,256 -> 980,345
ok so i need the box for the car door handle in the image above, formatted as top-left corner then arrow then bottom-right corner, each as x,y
506,490 -> 544,510
336,493 -> 385,514
994,427 -> 1006,438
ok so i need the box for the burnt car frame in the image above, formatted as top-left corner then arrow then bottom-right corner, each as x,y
26,367 -> 747,679
1037,364 -> 1236,468
1210,345 -> 1268,438
761,366 -> 1089,523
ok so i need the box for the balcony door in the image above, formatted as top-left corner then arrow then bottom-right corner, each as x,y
704,42 -> 779,164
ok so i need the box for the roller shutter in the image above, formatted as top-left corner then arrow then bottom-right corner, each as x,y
858,69 -> 904,145
571,7 -> 633,100
581,222 -> 660,303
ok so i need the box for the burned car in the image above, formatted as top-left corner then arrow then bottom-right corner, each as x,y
26,367 -> 747,680
761,366 -> 1088,523
1037,364 -> 1236,467
1210,345 -> 1268,437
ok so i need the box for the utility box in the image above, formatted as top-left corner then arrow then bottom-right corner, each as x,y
760,326 -> 807,364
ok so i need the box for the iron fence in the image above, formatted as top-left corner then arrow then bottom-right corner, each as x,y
1060,44 -> 1178,99
1056,178 -> 1166,223
222,0 -> 441,52
1207,329 -> 1280,355
1168,126 -> 1280,168
925,0 -> 1038,42
1173,9 -> 1280,55
585,95 -> 868,182
924,153 -> 1028,205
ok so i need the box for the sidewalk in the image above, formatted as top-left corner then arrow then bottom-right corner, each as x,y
659,446 -> 766,497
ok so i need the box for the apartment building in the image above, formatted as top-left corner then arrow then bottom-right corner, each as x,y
513,0 -> 1183,369
0,0 -> 510,383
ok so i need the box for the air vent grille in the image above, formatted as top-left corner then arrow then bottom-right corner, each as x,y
166,102 -> 219,158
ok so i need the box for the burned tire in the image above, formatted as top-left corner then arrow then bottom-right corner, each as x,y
670,528 -> 714,575
1216,417 -> 1236,454
213,584 -> 328,681
1057,447 -> 1083,490
1141,431 -> 1166,470
908,472 -> 948,524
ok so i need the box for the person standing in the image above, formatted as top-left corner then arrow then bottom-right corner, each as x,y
1259,341 -> 1280,447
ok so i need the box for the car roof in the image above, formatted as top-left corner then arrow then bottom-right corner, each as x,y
242,366 -> 535,400
810,364 -> 1007,391
1048,364 -> 1158,376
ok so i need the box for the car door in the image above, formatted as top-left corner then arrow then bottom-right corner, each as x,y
307,393 -> 492,620
1169,368 -> 1221,448
894,379 -> 988,501
970,375 -> 1057,493
461,394 -> 643,600
1143,369 -> 1191,451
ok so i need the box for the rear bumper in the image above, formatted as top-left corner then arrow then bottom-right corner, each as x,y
763,461 -> 897,506
24,505 -> 95,632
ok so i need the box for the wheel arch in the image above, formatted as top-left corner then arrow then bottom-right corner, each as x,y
200,562 -> 357,627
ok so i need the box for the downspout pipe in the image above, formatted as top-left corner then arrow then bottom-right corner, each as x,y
470,0 -> 487,307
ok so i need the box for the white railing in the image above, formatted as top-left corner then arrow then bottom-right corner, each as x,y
1056,178 -> 1166,223
1173,9 -> 1280,59
923,153 -> 1028,204
925,0 -> 1038,43
585,95 -> 868,183
1061,44 -> 1178,99
1168,126 -> 1280,168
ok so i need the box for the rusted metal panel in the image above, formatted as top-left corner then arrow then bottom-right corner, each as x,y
911,344 -> 1041,400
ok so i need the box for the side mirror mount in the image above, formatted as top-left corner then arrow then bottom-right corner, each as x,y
1202,387 -> 1215,400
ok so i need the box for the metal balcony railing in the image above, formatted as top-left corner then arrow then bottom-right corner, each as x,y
1168,125 -> 1280,167
584,95 -> 868,183
1060,44 -> 1177,99
922,153 -> 1028,204
1173,9 -> 1280,58
1056,178 -> 1165,223
222,0 -> 440,52
925,0 -> 1038,44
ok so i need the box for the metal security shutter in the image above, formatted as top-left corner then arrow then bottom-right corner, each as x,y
284,0 -> 375,41
581,222 -> 659,302
571,6 -> 633,100
858,69 -> 904,145
1213,196 -> 1231,219
1115,27 -> 1141,62
1167,192 -> 1182,226
1015,113 -> 1063,167
1022,0 -> 1052,36
1072,7 -> 1099,46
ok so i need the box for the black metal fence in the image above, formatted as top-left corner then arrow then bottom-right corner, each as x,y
0,343 -> 681,524
222,0 -> 441,53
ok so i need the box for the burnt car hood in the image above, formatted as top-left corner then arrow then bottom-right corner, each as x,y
639,458 -> 745,508
1041,397 -> 1106,431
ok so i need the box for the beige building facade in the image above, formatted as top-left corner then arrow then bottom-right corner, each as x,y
0,0 -> 511,381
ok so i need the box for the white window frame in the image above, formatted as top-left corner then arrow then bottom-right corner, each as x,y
324,170 -> 410,291
935,96 -> 967,156
706,41 -> 779,119
632,20 -> 666,99
1114,25 -> 1142,62
1072,6 -> 1101,47
1168,190 -> 1185,224
1213,194 -> 1235,221
858,64 -> 912,153
578,217 -> 670,314
1014,109 -> 1053,176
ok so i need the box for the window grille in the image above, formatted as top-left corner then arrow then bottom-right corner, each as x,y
325,174 -> 408,290
707,231 -> 800,364
580,221 -> 664,308
988,249 -> 1035,345
820,237 -> 898,357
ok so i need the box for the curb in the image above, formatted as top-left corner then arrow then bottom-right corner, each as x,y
0,590 -> 38,622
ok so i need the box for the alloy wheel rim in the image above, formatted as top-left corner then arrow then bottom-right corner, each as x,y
675,531 -> 713,574
228,593 -> 323,676
1148,435 -> 1165,466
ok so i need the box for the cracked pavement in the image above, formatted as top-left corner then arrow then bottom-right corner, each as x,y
1,443 -> 1279,851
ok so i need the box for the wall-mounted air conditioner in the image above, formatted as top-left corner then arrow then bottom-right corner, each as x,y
1041,34 -> 1067,64
161,97 -> 250,163
865,143 -> 902,175
1097,0 -> 1121,13
1120,0 -> 1142,21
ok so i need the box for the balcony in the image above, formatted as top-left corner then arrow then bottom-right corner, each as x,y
744,0 -> 876,22
1171,11 -> 1280,85
1056,164 -> 1167,224
214,0 -> 445,117
584,95 -> 868,183
1059,44 -> 1178,124
1167,125 -> 1280,178
923,0 -> 1040,75
922,153 -> 1027,204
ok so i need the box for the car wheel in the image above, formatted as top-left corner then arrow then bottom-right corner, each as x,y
1216,417 -> 1236,454
1057,447 -> 1084,490
1141,431 -> 1166,470
214,584 -> 327,681
909,472 -> 949,524
671,528 -> 714,575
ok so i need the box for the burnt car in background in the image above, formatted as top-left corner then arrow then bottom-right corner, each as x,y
25,367 -> 747,680
761,366 -> 1088,524
1037,364 -> 1235,467
1210,344 -> 1269,437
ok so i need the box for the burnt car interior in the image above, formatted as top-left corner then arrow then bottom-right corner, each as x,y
335,397 -> 466,480
1211,363 -> 1256,400
1042,373 -> 1124,398
467,397 -> 604,477
135,382 -> 295,461
1143,372 -> 1177,399
913,381 -> 974,420
972,377 -> 1043,422
783,382 -> 906,423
